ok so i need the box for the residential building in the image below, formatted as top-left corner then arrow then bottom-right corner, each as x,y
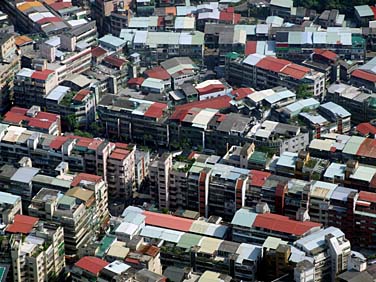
0,192 -> 21,225
350,57 -> 376,92
98,95 -> 169,147
160,57 -> 199,90
7,216 -> 65,282
0,33 -> 20,114
13,68 -> 58,109
294,227 -> 351,282
225,53 -> 326,98
270,0 -> 293,19
3,106 -> 61,136
355,5 -> 376,26
231,208 -> 321,244
72,256 -> 109,282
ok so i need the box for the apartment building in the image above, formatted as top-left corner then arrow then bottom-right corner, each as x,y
149,153 -> 173,210
326,83 -> 376,124
13,68 -> 58,108
0,192 -> 21,225
122,30 -> 204,66
28,188 -> 95,256
45,87 -> 96,130
106,143 -> 136,203
275,29 -> 366,61
225,53 -> 326,98
0,33 -> 20,114
98,94 -> 169,147
294,227 -> 351,282
7,217 -> 65,282
3,106 -> 61,136
231,208 -> 321,245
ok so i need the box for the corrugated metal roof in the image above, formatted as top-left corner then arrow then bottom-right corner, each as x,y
177,233 -> 203,249
231,208 -> 257,227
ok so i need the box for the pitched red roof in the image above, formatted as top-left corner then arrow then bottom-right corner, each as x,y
49,136 -> 70,150
3,107 -> 58,129
91,46 -> 107,58
196,83 -> 225,95
73,89 -> 91,102
219,10 -> 241,24
245,41 -> 257,56
9,107 -> 28,115
314,48 -> 337,61
28,119 -> 52,129
358,191 -> 376,203
144,66 -> 171,80
250,170 -> 271,187
143,211 -> 193,232
256,57 -> 290,73
356,122 -> 376,136
109,148 -> 130,161
371,6 -> 376,20
3,112 -> 24,124
71,173 -> 102,187
128,77 -> 145,85
75,256 -> 108,275
231,88 -> 253,100
356,138 -> 376,159
352,69 -> 376,83
37,17 -> 62,24
253,213 -> 321,236
31,69 -> 54,81
103,56 -> 126,68
6,215 -> 38,234
281,64 -> 310,80
170,96 -> 232,121
144,103 -> 167,118
49,1 -> 72,10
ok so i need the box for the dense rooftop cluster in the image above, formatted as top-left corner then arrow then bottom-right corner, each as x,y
2,0 -> 376,281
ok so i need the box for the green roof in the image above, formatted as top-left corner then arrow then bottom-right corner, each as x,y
177,233 -> 202,249
57,195 -> 76,207
96,235 -> 116,258
225,52 -> 240,59
249,151 -> 267,164
352,34 -> 365,46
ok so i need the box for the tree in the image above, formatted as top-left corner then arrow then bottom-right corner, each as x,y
64,114 -> 78,132
296,84 -> 311,99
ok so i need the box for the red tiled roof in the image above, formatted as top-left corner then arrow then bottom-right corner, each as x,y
37,17 -> 62,24
358,191 -> 376,203
356,122 -> 376,136
3,112 -> 24,124
71,173 -> 102,187
253,213 -> 321,236
250,170 -> 271,187
128,77 -> 145,85
35,111 -> 59,121
6,214 -> 38,234
75,256 -> 108,275
48,1 -> 72,10
73,89 -> 91,102
125,258 -> 140,264
104,56 -> 126,68
91,46 -> 107,58
219,10 -> 241,24
231,88 -> 253,100
356,138 -> 376,159
49,136 -> 69,150
28,119 -> 52,129
170,96 -> 232,121
115,142 -> 128,149
371,6 -> 376,20
31,69 -> 54,81
9,107 -> 28,115
144,103 -> 167,119
110,148 -> 130,161
281,64 -> 310,80
196,84 -> 225,95
143,211 -> 193,231
352,69 -> 376,83
313,48 -> 338,61
256,57 -> 290,73
245,41 -> 257,56
144,66 -> 171,80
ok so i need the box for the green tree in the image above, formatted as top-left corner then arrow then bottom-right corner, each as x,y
296,84 -> 312,99
64,114 -> 78,132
